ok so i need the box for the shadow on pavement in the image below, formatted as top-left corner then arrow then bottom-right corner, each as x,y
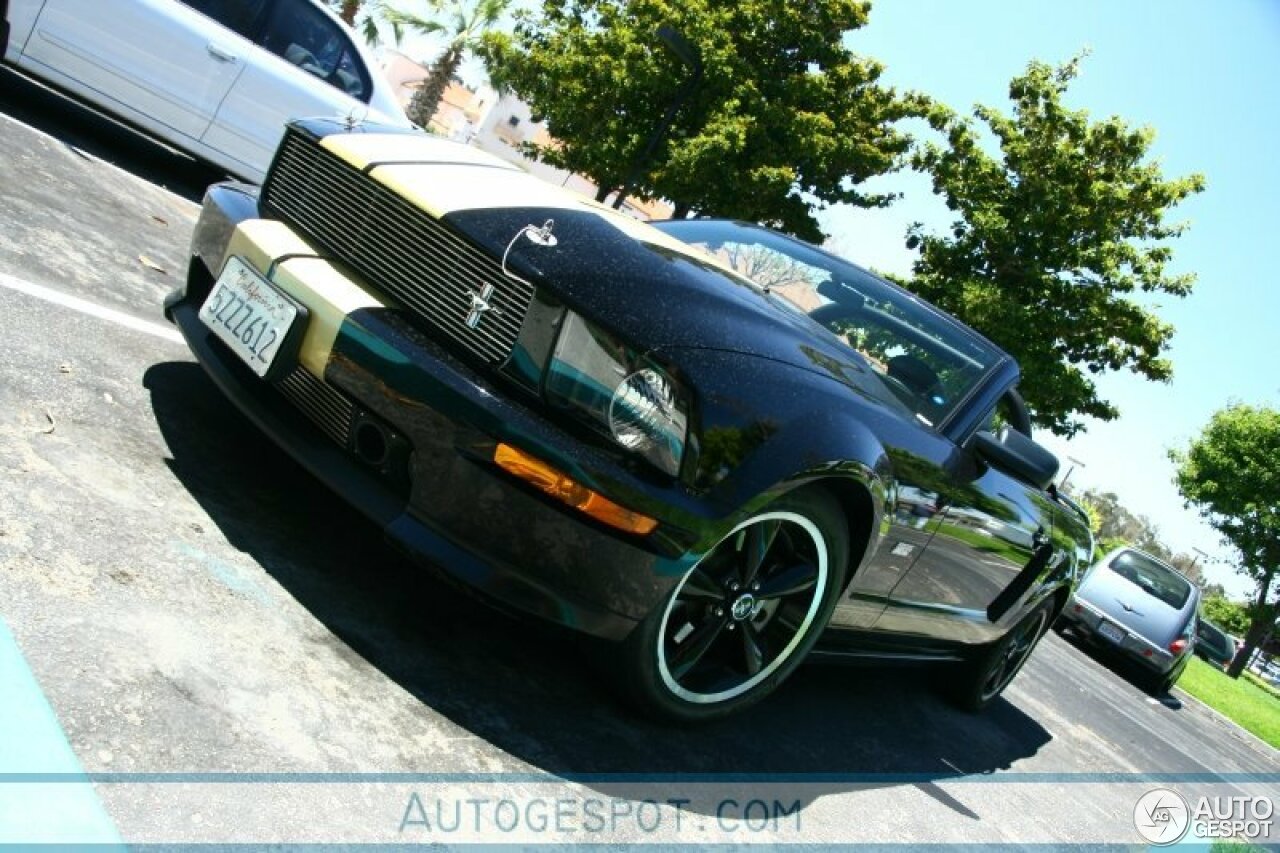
145,360 -> 1054,813
0,66 -> 228,203
1055,626 -> 1184,707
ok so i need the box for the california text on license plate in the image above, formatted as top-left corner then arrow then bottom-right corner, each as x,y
1098,621 -> 1126,643
199,257 -> 298,378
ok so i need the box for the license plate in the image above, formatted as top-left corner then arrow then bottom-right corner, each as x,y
1097,621 -> 1126,644
199,257 -> 298,378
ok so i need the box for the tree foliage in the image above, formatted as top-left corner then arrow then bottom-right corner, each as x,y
1077,488 -> 1206,585
904,55 -> 1205,436
333,0 -> 362,25
386,0 -> 513,127
482,0 -> 921,241
1171,403 -> 1280,676
328,0 -> 406,46
1202,595 -> 1251,639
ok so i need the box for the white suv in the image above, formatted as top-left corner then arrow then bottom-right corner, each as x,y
3,0 -> 411,182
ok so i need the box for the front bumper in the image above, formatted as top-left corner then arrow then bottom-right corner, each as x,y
166,186 -> 701,641
1060,595 -> 1178,673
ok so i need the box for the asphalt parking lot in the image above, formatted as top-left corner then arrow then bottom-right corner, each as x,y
1,67 -> 1277,846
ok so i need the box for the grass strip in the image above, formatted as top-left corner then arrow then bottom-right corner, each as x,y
1179,657 -> 1280,749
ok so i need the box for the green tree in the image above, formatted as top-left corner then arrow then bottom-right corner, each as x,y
1075,488 -> 1209,584
386,0 -> 513,128
1079,488 -> 1171,557
483,0 -> 921,241
329,0 -> 404,46
904,55 -> 1205,436
1202,595 -> 1251,639
1171,403 -> 1280,677
334,0 -> 361,25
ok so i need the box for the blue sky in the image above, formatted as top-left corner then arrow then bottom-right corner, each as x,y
812,0 -> 1280,598
408,0 -> 1278,598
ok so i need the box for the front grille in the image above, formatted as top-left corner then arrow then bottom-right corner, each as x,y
261,132 -> 532,365
276,366 -> 355,447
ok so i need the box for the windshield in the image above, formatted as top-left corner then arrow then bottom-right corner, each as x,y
652,219 -> 1004,428
1106,550 -> 1193,610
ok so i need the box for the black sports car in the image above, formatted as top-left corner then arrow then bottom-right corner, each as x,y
165,119 -> 1092,721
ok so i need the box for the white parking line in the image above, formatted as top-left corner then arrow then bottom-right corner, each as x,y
0,270 -> 183,344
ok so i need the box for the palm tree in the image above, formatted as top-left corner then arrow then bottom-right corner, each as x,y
336,0 -> 361,25
330,0 -> 403,47
384,0 -> 512,129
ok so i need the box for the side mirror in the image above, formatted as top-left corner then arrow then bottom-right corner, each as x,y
971,427 -> 1060,490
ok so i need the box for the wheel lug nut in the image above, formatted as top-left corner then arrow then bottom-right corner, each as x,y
714,607 -> 724,617
727,623 -> 736,631
729,581 -> 739,591
751,582 -> 760,591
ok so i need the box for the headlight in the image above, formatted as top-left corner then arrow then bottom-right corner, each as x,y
546,312 -> 689,476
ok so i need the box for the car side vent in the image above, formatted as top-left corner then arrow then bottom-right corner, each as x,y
276,365 -> 355,448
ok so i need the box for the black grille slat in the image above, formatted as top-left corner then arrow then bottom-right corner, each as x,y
276,367 -> 355,447
262,133 -> 532,364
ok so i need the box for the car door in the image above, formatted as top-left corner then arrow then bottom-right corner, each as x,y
830,432 -> 960,631
870,390 -> 1067,644
201,0 -> 373,180
15,0 -> 251,141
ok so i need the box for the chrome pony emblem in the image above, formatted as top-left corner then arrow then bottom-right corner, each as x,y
466,284 -> 497,329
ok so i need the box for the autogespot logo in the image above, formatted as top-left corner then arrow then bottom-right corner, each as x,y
1134,788 -> 1191,845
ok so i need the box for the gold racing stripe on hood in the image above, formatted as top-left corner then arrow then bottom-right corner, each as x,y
319,132 -> 521,173
321,134 -> 754,283
222,220 -> 384,377
366,160 -> 587,219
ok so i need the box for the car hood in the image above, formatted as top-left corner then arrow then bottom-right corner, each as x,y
442,203 -> 887,396
305,129 -> 911,407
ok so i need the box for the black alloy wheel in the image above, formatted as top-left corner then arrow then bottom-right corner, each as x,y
946,599 -> 1053,712
622,488 -> 849,722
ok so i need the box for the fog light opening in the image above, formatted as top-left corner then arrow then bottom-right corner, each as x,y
355,421 -> 389,466
493,443 -> 658,536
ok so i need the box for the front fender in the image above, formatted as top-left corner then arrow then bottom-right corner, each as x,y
666,346 -> 896,567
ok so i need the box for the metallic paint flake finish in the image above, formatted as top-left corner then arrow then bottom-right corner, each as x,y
170,125 -> 1092,717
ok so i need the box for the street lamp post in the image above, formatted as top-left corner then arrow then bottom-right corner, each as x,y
1058,456 -> 1086,493
612,25 -> 703,211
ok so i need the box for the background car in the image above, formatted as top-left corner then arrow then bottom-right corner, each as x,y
1247,654 -> 1280,687
165,120 -> 1093,720
1194,618 -> 1236,670
1059,546 -> 1200,693
2,0 -> 410,182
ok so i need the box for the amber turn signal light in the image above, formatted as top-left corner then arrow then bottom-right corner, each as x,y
494,443 -> 658,536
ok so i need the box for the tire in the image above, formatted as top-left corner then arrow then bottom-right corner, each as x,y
619,488 -> 849,723
945,598 -> 1054,713
1146,657 -> 1187,696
